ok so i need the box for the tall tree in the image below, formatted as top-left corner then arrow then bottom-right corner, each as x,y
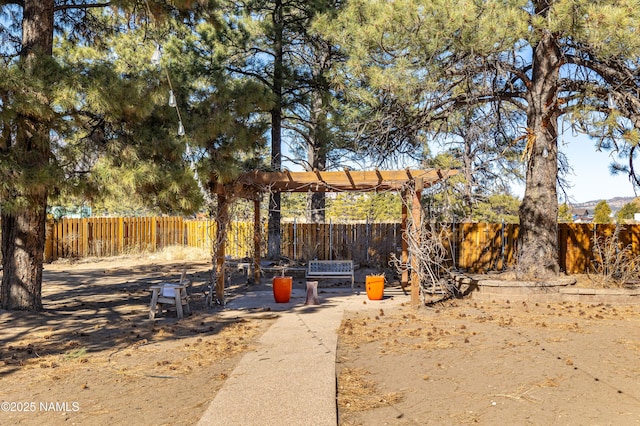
3,1 -> 118,309
219,0 -> 290,258
171,7 -> 270,198
221,0 -> 345,246
268,0 -> 285,258
0,0 -> 55,310
0,0 -> 205,310
593,200 -> 612,224
320,0 -> 640,279
282,1 -> 345,224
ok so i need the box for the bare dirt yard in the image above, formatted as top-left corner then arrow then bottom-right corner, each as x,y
0,255 -> 276,426
1,255 -> 639,425
337,297 -> 640,425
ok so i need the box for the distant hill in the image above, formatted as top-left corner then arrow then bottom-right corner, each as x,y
571,196 -> 637,213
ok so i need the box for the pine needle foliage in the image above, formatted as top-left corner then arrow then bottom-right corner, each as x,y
318,0 -> 640,278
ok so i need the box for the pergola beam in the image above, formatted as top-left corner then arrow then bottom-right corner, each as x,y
344,168 -> 356,188
285,169 -> 294,183
239,169 -> 457,193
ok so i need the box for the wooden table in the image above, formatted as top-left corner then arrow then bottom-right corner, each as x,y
149,283 -> 191,320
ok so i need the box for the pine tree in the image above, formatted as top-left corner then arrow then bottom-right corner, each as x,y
217,1 -> 348,249
320,0 -> 640,279
0,1 -> 262,310
471,195 -> 521,224
0,1 -> 171,309
284,1 -> 344,224
217,0 -> 291,258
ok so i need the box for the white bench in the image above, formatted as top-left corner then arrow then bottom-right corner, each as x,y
306,260 -> 355,291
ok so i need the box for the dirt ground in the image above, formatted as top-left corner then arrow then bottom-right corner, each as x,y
337,298 -> 640,425
0,256 -> 277,426
1,256 -> 639,425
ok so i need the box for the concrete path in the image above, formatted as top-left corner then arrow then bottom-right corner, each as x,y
198,287 -> 407,426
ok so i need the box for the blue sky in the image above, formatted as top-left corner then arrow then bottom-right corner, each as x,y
511,135 -> 638,203
557,134 -> 637,203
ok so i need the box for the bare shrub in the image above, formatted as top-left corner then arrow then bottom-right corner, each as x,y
61,232 -> 80,258
590,226 -> 640,288
389,187 -> 456,301
300,241 -> 320,262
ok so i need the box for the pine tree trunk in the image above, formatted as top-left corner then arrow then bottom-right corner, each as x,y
306,88 -> 328,224
307,192 -> 326,223
462,131 -> 474,222
1,205 -> 47,310
0,0 -> 53,310
267,0 -> 284,260
214,194 -> 229,305
517,27 -> 561,279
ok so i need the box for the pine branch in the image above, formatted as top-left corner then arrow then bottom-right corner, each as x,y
53,2 -> 110,12
225,65 -> 272,88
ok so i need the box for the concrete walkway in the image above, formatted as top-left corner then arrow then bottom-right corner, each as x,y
198,286 -> 407,426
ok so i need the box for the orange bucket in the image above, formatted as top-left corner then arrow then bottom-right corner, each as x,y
272,276 -> 293,303
365,275 -> 384,300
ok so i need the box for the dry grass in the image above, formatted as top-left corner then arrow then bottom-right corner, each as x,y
49,245 -> 211,266
7,316 -> 265,377
337,367 -> 404,414
590,227 -> 640,288
492,377 -> 561,403
149,245 -> 211,261
339,309 -> 478,355
0,293 -> 277,426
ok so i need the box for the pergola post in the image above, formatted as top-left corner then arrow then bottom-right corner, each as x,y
411,178 -> 423,307
401,189 -> 409,293
215,193 -> 228,305
253,198 -> 261,284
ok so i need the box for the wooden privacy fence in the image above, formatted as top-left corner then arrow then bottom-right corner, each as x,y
46,217 -> 191,259
24,218 -> 640,274
42,217 -> 402,265
280,222 -> 402,266
45,217 -> 255,261
452,223 -> 640,274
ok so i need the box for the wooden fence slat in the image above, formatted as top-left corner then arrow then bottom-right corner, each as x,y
565,223 -> 592,273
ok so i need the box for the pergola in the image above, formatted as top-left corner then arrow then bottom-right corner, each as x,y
212,168 -> 458,306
